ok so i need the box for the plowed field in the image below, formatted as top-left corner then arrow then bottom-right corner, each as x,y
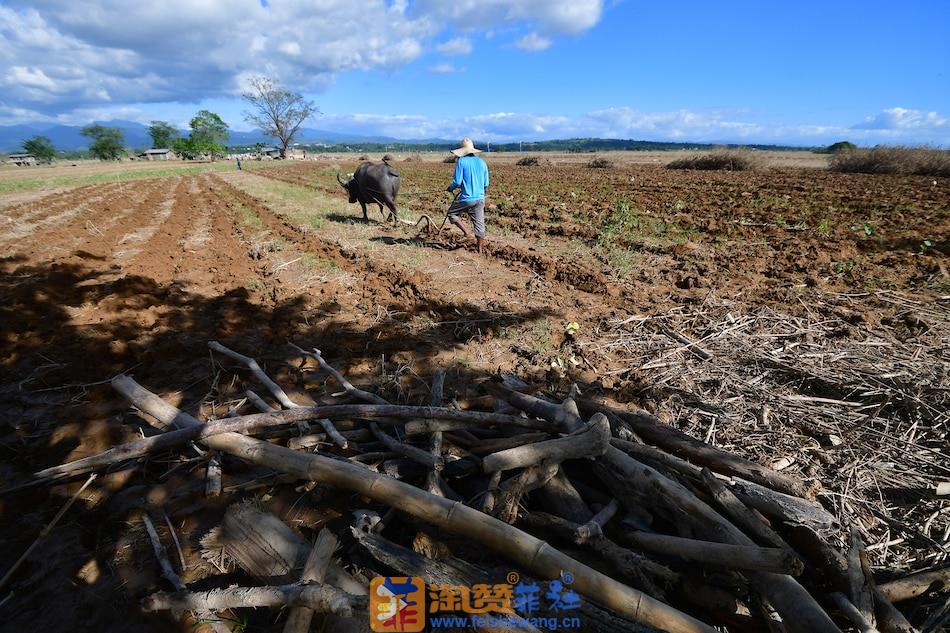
1,157 -> 947,632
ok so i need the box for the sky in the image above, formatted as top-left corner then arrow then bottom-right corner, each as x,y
1,0 -> 948,146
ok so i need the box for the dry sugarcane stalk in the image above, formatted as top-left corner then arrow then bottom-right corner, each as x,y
163,512 -> 187,573
11,404 -> 540,492
879,566 -> 950,602
830,592 -> 880,633
0,473 -> 96,592
574,499 -> 619,543
209,341 -> 298,409
112,376 -> 716,633
491,386 -> 840,633
370,422 -> 442,470
621,531 -> 805,576
352,527 -> 659,633
850,527 -> 877,629
283,528 -> 338,633
480,413 -> 610,472
205,454 -> 222,497
578,398 -> 819,499
143,583 -> 362,615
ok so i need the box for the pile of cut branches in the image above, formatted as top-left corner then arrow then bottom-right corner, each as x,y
3,339 -> 948,633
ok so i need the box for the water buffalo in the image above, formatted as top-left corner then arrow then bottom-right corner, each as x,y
337,162 -> 400,221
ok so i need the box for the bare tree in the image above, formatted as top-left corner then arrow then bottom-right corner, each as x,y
242,77 -> 317,157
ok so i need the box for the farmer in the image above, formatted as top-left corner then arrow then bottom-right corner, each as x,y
445,138 -> 489,253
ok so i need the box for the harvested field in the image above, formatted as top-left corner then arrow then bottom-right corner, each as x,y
0,157 -> 947,632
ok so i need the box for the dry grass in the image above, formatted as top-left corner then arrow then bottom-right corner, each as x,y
516,156 -> 551,166
666,149 -> 765,171
829,146 -> 950,177
587,156 -> 614,169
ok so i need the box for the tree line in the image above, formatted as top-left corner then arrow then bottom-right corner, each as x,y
12,76 -> 316,162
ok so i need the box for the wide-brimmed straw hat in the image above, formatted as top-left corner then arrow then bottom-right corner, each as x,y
450,137 -> 482,157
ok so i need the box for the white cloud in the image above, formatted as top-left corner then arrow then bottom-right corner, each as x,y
428,63 -> 461,73
516,33 -> 552,51
0,1 -> 604,116
313,107 -> 950,146
436,37 -> 473,55
853,107 -> 949,131
413,0 -> 602,35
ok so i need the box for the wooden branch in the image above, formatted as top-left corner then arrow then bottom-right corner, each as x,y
533,469 -> 594,524
424,371 -> 446,497
785,525 -> 915,633
0,474 -> 96,592
12,404 -> 541,492
353,528 -> 656,633
317,419 -> 349,450
698,468 -> 793,550
245,389 -> 277,412
143,582 -> 362,615
480,470 -> 502,514
574,499 -> 619,543
113,375 -> 719,633
849,527 -> 876,629
481,413 -> 610,472
283,528 -> 338,633
288,343 -> 387,405
830,592 -> 879,633
623,531 -> 805,576
468,432 -> 552,456
879,566 -> 950,602
143,513 -> 184,590
520,511 -> 677,596
205,454 -> 222,497
404,416 -> 552,434
494,463 -> 559,524
490,386 -> 839,633
579,398 -> 818,499
370,423 -> 442,471
209,341 -> 297,409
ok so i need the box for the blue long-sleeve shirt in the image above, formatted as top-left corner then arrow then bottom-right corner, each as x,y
449,155 -> 489,202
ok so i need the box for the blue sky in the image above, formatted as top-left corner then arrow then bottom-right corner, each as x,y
1,0 -> 948,145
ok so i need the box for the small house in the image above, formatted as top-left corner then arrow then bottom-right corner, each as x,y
6,153 -> 36,166
260,147 -> 282,159
142,148 -> 177,161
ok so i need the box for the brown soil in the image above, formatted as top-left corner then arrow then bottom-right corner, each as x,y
0,162 -> 947,632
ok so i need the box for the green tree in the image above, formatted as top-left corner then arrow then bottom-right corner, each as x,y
187,110 -> 229,158
23,135 -> 56,163
81,125 -> 125,160
825,141 -> 857,154
242,76 -> 316,157
148,120 -> 178,149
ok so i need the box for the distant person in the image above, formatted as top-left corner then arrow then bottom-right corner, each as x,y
445,138 -> 489,253
236,158 -> 242,170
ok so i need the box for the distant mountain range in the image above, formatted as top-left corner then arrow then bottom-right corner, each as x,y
0,120 -> 410,152
1,120 -> 817,154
